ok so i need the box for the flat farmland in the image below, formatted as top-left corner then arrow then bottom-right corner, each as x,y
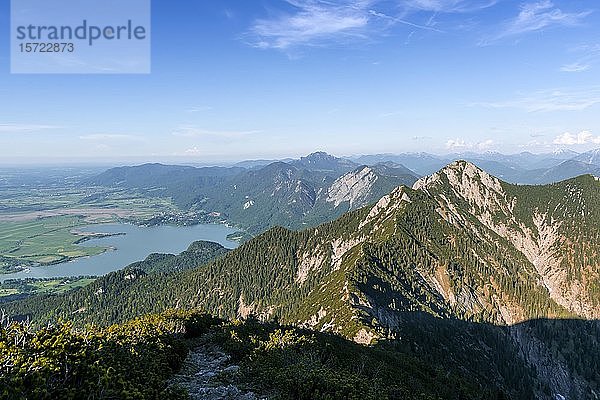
0,171 -> 189,274
0,277 -> 96,299
0,215 -> 107,271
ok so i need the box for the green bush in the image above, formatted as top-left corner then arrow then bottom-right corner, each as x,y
0,310 -> 217,400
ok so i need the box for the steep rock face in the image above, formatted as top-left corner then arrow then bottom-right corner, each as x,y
326,166 -> 379,208
322,163 -> 417,211
303,164 -> 417,229
508,323 -> 591,400
413,160 -> 507,207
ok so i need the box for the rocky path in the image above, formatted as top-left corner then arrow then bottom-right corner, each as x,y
169,337 -> 263,400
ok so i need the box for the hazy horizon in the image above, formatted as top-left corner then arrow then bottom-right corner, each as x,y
0,147 -> 596,168
2,1 -> 599,161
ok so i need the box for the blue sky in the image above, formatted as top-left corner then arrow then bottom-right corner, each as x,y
0,0 -> 599,163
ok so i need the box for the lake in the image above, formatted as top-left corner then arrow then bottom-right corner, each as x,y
1,223 -> 239,281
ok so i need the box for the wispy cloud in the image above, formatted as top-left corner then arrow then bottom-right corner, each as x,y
172,126 -> 261,139
79,134 -> 141,141
561,43 -> 600,73
402,0 -> 498,13
249,0 -> 374,50
560,62 -> 590,73
446,138 -> 494,151
481,1 -> 591,45
474,87 -> 600,112
185,105 -> 213,113
553,130 -> 600,145
378,110 -> 405,118
224,9 -> 235,20
369,10 -> 443,33
184,147 -> 203,155
412,135 -> 432,140
0,123 -> 62,133
247,0 -> 503,51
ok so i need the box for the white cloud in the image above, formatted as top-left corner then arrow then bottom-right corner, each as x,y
561,43 -> 600,73
477,139 -> 495,150
79,134 -> 140,141
248,1 -> 588,51
560,62 -> 590,73
446,138 -> 468,150
446,138 -> 494,151
185,105 -> 213,113
475,87 -> 600,112
482,1 -> 590,44
0,124 -> 62,133
378,110 -> 405,118
184,147 -> 203,155
249,0 -> 374,50
553,131 -> 600,145
172,126 -> 261,139
402,0 -> 498,13
247,0 -> 502,50
368,10 -> 443,32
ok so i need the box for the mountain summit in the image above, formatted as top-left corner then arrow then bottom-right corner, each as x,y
291,151 -> 358,172
413,161 -> 600,319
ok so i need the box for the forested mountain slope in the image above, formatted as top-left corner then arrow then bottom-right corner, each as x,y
6,161 -> 600,398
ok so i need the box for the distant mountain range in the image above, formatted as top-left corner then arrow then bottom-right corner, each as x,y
87,149 -> 600,234
9,161 -> 600,399
350,149 -> 600,182
87,151 -> 419,233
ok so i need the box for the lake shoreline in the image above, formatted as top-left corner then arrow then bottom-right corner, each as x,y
0,222 -> 239,282
72,230 -> 127,245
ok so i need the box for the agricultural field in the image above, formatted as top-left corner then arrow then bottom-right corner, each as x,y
0,186 -> 179,219
0,190 -> 183,274
0,215 -> 108,273
0,277 -> 96,301
0,166 -> 180,218
0,167 -> 207,274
